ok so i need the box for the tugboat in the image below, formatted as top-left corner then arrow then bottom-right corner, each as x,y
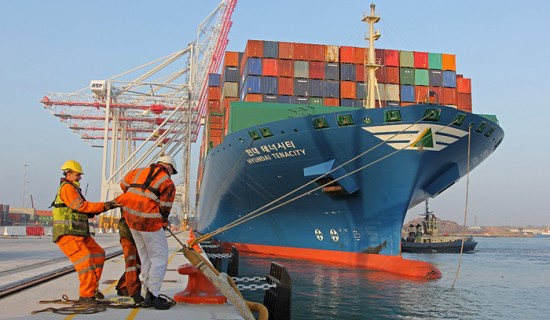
401,200 -> 478,253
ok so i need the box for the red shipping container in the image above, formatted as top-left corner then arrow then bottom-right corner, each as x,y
414,51 -> 429,69
224,51 -> 240,67
309,62 -> 325,79
208,100 -> 222,113
427,87 -> 443,104
309,44 -> 326,61
208,87 -> 221,101
294,43 -> 309,60
262,58 -> 279,76
415,85 -> 429,103
278,77 -> 294,96
245,40 -> 264,58
365,66 -> 386,84
401,102 -> 416,106
356,64 -> 366,82
375,48 -> 385,65
222,97 -> 237,112
385,66 -> 400,84
279,42 -> 294,60
442,87 -> 457,105
244,93 -> 263,102
355,47 -> 366,64
457,78 -> 472,94
339,46 -> 357,64
278,59 -> 294,77
384,49 -> 399,67
457,93 -> 472,112
340,81 -> 356,99
324,98 -> 340,106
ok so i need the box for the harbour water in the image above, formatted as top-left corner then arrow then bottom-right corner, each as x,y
238,237 -> 550,319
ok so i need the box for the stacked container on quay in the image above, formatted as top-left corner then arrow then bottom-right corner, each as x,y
194,10 -> 503,279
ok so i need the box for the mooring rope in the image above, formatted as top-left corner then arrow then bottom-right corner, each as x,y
194,109 -> 462,245
451,126 -> 472,290
32,294 -> 136,315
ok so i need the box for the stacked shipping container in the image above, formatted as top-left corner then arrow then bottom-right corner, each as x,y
201,40 -> 473,153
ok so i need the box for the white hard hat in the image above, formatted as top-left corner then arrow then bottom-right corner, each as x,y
158,155 -> 178,174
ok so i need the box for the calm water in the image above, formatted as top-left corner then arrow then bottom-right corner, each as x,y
238,237 -> 550,319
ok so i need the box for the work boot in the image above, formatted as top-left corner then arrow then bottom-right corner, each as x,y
95,290 -> 105,300
141,291 -> 172,310
117,288 -> 129,297
78,297 -> 97,303
132,293 -> 144,304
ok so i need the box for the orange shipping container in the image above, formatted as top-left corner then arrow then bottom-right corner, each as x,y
355,47 -> 366,64
224,51 -> 240,67
244,93 -> 263,102
278,59 -> 294,77
442,87 -> 457,105
262,58 -> 279,76
427,87 -> 443,104
324,98 -> 340,106
278,42 -> 294,60
415,85 -> 429,103
208,87 -> 221,101
278,77 -> 294,96
340,81 -> 356,99
457,78 -> 472,94
339,46 -> 357,64
441,53 -> 456,71
245,40 -> 264,58
208,100 -> 222,113
457,93 -> 472,112
294,43 -> 309,60
414,51 -> 429,69
309,44 -> 326,61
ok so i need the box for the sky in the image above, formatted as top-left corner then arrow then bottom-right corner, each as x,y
1,0 -> 549,227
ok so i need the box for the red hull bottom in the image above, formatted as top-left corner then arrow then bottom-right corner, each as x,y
228,242 -> 442,280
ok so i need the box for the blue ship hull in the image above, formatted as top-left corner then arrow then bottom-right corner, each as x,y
195,104 -> 503,270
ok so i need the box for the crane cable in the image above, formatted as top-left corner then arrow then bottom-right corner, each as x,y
194,109 -> 460,246
451,126 -> 471,290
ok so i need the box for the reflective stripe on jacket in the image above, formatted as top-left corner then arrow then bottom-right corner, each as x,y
117,164 -> 175,232
52,179 -> 105,242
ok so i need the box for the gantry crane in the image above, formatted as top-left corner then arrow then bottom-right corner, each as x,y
40,0 -> 237,231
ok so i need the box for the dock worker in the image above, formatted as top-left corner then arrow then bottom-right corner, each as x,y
116,155 -> 177,310
115,213 -> 143,304
51,160 -> 121,302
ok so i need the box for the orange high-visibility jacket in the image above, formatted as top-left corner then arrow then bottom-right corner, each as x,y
117,164 -> 175,231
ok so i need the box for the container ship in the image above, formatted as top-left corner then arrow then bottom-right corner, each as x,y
193,6 -> 504,278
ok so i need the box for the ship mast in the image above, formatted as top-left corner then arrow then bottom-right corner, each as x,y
362,3 -> 381,109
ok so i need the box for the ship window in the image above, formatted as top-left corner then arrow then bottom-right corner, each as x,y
475,121 -> 488,133
248,130 -> 261,140
312,117 -> 329,129
337,114 -> 354,126
485,126 -> 496,137
423,108 -> 441,121
384,110 -> 402,122
259,127 -> 273,137
239,138 -> 244,143
468,122 -> 475,130
452,113 -> 467,126
363,117 -> 372,124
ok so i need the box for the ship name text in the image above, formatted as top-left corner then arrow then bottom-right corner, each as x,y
245,140 -> 306,164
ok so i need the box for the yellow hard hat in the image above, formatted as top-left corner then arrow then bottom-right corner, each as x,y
61,160 -> 84,174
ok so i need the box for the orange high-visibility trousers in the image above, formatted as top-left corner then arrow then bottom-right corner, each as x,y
56,235 -> 105,298
115,237 -> 141,296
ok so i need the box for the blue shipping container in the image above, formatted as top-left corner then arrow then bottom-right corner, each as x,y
277,95 -> 292,104
310,79 -> 324,97
260,76 -> 278,95
223,66 -> 239,83
400,85 -> 415,102
324,80 -> 339,98
294,79 -> 310,97
242,57 -> 262,77
356,82 -> 366,99
291,96 -> 310,105
263,94 -> 278,103
340,99 -> 356,107
340,63 -> 356,81
240,76 -> 261,100
263,41 -> 278,58
208,73 -> 221,87
429,70 -> 443,87
325,63 -> 340,80
442,71 -> 457,88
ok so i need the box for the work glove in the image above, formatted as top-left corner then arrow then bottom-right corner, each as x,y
104,200 -> 122,210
